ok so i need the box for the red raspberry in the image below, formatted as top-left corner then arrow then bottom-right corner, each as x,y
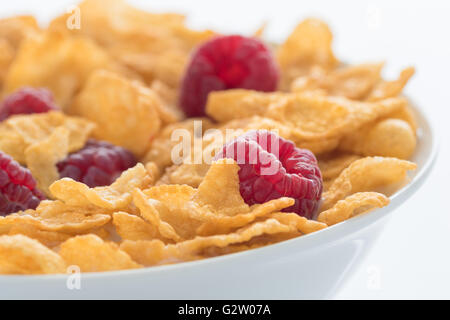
180,35 -> 280,117
0,151 -> 45,216
57,140 -> 137,188
0,87 -> 57,121
216,130 -> 322,219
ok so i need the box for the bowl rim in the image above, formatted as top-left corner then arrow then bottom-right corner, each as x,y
0,98 -> 438,281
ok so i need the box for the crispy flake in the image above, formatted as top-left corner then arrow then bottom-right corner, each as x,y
318,192 -> 389,225
0,235 -> 66,274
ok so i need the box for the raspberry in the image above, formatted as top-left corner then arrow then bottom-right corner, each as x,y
0,151 -> 45,216
216,130 -> 322,219
180,35 -> 279,117
0,87 -> 57,121
57,139 -> 137,188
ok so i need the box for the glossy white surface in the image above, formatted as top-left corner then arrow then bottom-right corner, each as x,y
0,0 -> 448,299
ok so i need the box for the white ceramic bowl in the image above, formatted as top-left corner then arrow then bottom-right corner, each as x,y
0,102 -> 437,300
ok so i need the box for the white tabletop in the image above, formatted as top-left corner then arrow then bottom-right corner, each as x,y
1,0 -> 449,299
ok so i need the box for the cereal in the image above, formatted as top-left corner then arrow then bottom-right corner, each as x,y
207,89 -> 407,141
277,19 -> 338,89
3,31 -> 122,109
193,159 -> 249,215
49,163 -> 151,211
0,234 -> 66,274
367,67 -> 415,101
0,39 -> 14,88
318,153 -> 362,180
121,218 -> 296,266
0,16 -> 39,49
0,3 -> 420,274
112,211 -> 168,242
339,118 -> 417,159
48,0 -> 214,87
322,157 -> 416,210
143,118 -> 213,170
206,90 -> 285,123
0,200 -> 111,234
25,127 -> 69,197
0,111 -> 95,164
150,80 -> 184,124
6,224 -> 73,248
133,189 -> 184,242
59,234 -> 142,272
318,192 -> 389,226
291,63 -> 384,100
70,70 -> 161,157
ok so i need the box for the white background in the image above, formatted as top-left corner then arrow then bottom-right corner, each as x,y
1,0 -> 449,299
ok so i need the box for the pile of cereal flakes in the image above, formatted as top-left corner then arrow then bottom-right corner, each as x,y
0,0 -> 417,274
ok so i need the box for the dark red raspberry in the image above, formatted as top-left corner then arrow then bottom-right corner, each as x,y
180,35 -> 279,117
57,139 -> 137,188
0,87 -> 57,121
216,130 -> 322,219
0,151 -> 45,216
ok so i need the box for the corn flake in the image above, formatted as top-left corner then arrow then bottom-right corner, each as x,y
59,234 -> 141,272
339,118 -> 416,159
0,235 -> 66,274
0,200 -> 111,234
322,157 -> 416,210
0,111 -> 95,164
50,163 -> 151,210
318,192 -> 389,225
112,211 -> 168,242
25,127 -> 69,197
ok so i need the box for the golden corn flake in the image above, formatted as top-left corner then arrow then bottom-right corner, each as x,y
59,234 -> 141,272
196,198 -> 295,236
318,192 -> 389,226
319,153 -> 362,180
0,234 -> 66,274
150,80 -> 184,124
277,19 -> 338,89
143,118 -> 213,170
291,63 -> 384,100
112,211 -> 168,242
0,39 -> 14,87
206,90 -> 407,142
206,90 -> 284,123
6,224 -> 72,248
0,111 -> 95,164
193,159 -> 249,215
0,15 -> 39,49
268,94 -> 407,140
157,163 -> 211,188
3,31 -> 124,109
25,127 -> 69,197
322,157 -> 416,210
269,212 -> 327,234
50,163 -> 151,211
0,201 -> 111,234
49,0 -> 214,87
367,67 -> 415,101
137,185 -> 201,241
339,118 -> 416,159
70,69 -> 161,157
121,218 -> 295,267
133,189 -> 184,242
